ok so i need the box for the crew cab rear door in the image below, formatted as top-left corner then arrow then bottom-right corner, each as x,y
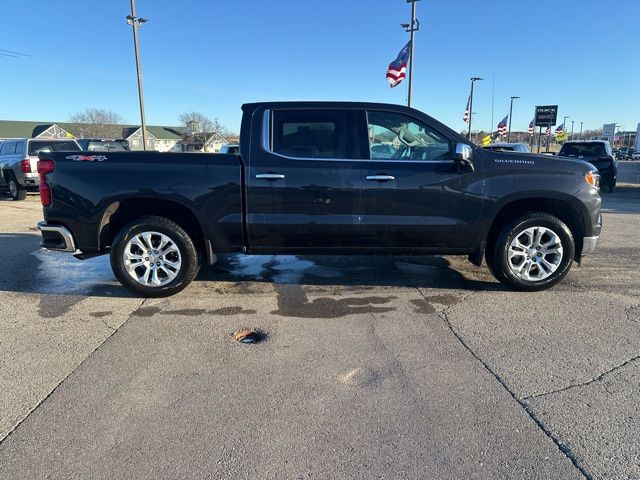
245,108 -> 361,251
358,109 -> 482,250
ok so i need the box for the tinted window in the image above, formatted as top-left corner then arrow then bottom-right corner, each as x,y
485,146 -> 515,151
0,142 -> 16,155
272,110 -> 346,159
366,111 -> 452,161
559,142 -> 606,158
86,141 -> 127,152
28,140 -> 80,155
16,142 -> 24,154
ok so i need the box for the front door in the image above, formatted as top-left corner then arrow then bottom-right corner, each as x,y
246,108 -> 362,251
359,109 -> 483,251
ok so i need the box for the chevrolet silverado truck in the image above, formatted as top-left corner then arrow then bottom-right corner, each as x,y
36,102 -> 602,297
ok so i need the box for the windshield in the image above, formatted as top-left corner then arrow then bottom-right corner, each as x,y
559,143 -> 606,158
28,140 -> 80,155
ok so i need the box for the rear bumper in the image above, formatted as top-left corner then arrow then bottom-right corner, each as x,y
37,221 -> 77,252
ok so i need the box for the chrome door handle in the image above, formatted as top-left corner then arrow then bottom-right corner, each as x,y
366,175 -> 395,181
255,173 -> 285,180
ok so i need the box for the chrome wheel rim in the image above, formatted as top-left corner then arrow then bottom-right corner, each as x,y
508,226 -> 563,281
123,231 -> 182,287
9,180 -> 17,198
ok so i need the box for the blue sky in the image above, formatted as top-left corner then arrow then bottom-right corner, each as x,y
1,0 -> 639,134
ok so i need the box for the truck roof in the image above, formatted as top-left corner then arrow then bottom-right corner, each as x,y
241,101 -> 468,146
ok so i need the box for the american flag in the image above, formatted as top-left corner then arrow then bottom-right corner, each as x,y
386,41 -> 411,88
528,119 -> 535,135
463,95 -> 471,123
497,115 -> 508,136
555,124 -> 564,134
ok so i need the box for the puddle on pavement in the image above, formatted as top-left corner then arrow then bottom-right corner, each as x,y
32,249 -> 117,295
227,254 -> 342,284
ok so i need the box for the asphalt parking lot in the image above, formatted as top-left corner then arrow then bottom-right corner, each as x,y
0,162 -> 639,479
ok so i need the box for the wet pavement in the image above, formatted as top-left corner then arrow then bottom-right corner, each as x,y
0,163 -> 639,479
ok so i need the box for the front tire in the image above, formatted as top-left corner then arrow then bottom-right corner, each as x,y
110,216 -> 200,297
490,213 -> 575,291
7,174 -> 27,201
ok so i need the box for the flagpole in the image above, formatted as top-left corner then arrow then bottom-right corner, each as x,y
467,77 -> 483,140
405,0 -> 419,107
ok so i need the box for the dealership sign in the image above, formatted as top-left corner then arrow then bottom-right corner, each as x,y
534,105 -> 558,127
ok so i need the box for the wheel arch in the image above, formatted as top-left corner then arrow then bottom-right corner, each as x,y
98,198 -> 206,253
485,194 -> 588,262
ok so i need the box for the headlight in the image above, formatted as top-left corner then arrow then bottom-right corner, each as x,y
585,171 -> 599,189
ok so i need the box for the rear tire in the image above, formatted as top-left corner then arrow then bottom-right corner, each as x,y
7,174 -> 27,201
110,216 -> 200,297
489,213 -> 575,291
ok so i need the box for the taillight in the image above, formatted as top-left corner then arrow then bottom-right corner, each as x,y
20,159 -> 31,173
37,159 -> 55,206
37,159 -> 55,175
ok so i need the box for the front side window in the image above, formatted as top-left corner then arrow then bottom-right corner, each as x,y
271,110 -> 346,159
367,111 -> 452,161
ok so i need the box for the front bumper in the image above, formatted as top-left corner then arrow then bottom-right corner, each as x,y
582,235 -> 599,255
37,222 -> 77,252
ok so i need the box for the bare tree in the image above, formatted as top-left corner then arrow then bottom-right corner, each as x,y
179,111 -> 236,139
68,108 -> 125,138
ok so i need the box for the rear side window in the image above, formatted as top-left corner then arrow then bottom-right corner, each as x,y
0,142 -> 16,155
16,142 -> 24,154
559,143 -> 606,158
28,140 -> 81,155
271,110 -> 347,159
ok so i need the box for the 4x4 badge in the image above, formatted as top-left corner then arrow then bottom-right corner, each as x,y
66,155 -> 107,162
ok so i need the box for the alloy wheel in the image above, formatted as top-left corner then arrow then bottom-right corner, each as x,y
507,226 -> 563,281
123,231 -> 182,287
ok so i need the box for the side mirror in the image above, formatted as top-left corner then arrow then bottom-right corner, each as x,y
454,143 -> 474,170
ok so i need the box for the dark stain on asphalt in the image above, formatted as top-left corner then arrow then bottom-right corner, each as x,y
165,308 -> 208,316
410,295 -> 460,315
410,299 -> 436,314
133,306 -> 257,318
209,306 -> 257,316
132,306 -> 162,317
38,296 -> 85,319
90,311 -> 112,318
272,284 -> 396,318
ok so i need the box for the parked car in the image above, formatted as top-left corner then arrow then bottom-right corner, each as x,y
557,140 -> 618,192
0,138 -> 80,200
37,101 -> 601,296
482,143 -> 531,153
76,138 -> 129,152
219,144 -> 239,155
625,147 -> 636,160
632,151 -> 640,160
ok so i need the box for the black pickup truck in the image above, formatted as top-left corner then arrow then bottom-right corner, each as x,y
37,102 -> 602,297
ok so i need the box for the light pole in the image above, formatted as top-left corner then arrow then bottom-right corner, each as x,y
507,96 -> 519,143
401,0 -> 420,107
126,0 -> 148,151
467,77 -> 483,140
562,115 -> 569,134
579,122 -> 583,140
570,120 -> 575,140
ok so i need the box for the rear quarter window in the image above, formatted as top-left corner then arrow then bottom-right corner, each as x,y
28,140 -> 81,155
